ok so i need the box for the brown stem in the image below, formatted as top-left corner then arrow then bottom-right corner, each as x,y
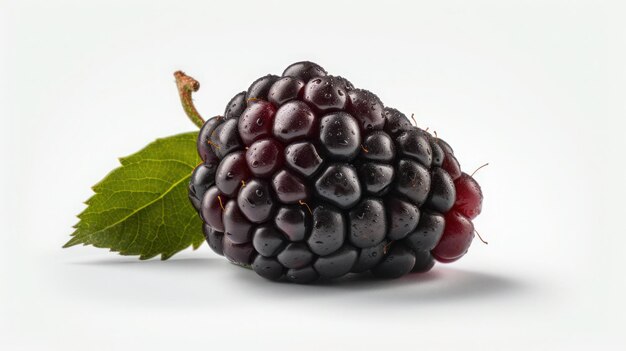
174,71 -> 205,129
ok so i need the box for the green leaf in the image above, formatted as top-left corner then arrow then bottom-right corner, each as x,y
64,131 -> 204,260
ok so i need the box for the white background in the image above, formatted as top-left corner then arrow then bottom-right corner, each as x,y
1,0 -> 625,349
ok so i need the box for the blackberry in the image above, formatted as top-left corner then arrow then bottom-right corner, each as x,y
183,62 -> 485,283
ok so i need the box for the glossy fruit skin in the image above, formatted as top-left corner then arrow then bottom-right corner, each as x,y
224,92 -> 247,119
271,169 -> 308,204
453,173 -> 483,219
282,61 -> 327,82
247,75 -> 280,102
269,77 -> 305,106
403,211 -> 445,252
252,225 -> 286,257
318,112 -> 361,160
245,139 -> 284,178
307,205 -> 345,256
314,163 -> 362,209
274,206 -> 309,242
211,118 -> 243,158
190,62 -> 484,283
371,243 -> 416,279
303,76 -> 348,112
215,151 -> 250,197
203,224 -> 224,256
313,246 -> 358,279
272,101 -> 316,143
285,142 -> 323,177
189,163 -> 218,211
197,117 -> 222,163
346,89 -> 385,131
252,255 -> 284,281
237,179 -> 275,223
238,101 -> 276,145
348,199 -> 386,248
432,211 -> 474,262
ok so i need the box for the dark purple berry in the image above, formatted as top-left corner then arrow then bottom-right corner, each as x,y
430,139 -> 444,167
189,61 -> 485,283
303,76 -> 347,112
360,131 -> 395,162
252,225 -> 286,257
201,186 -> 226,232
425,167 -> 456,213
271,169 -> 308,204
371,243 -> 415,279
351,242 -> 385,273
237,179 -> 275,223
222,200 -> 253,244
335,76 -> 354,91
411,250 -> 435,273
285,142 -> 323,177
314,163 -> 362,209
224,92 -> 247,119
197,117 -> 222,163
395,159 -> 431,205
307,205 -> 345,256
272,101 -> 316,143
222,239 -> 255,266
268,77 -> 305,106
277,243 -> 314,269
246,139 -> 284,178
358,163 -> 394,195
252,255 -> 284,281
215,151 -> 250,197
286,266 -> 319,284
437,139 -> 454,154
211,118 -> 243,158
203,224 -> 224,256
396,129 -> 433,168
403,210 -> 445,252
189,163 -> 217,211
386,197 -> 420,240
274,206 -> 309,242
247,75 -> 280,102
313,246 -> 358,279
318,112 -> 361,160
346,89 -> 385,131
383,107 -> 413,136
238,101 -> 276,145
348,199 -> 386,248
282,61 -> 327,82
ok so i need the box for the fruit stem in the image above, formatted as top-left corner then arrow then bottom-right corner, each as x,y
474,229 -> 489,245
471,163 -> 490,177
174,71 -> 205,129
